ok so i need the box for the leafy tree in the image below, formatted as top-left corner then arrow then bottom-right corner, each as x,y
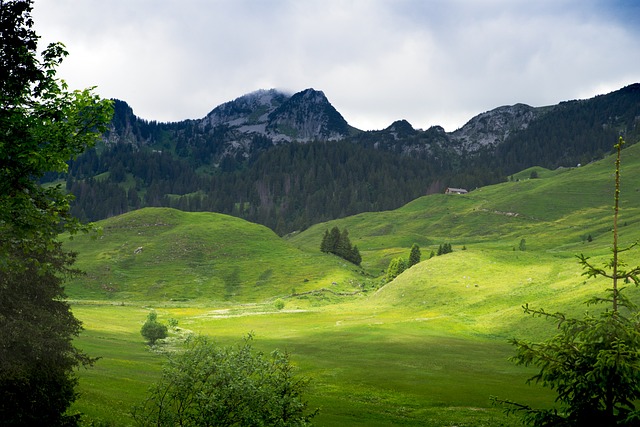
0,1 -> 112,425
408,243 -> 421,267
132,335 -> 318,426
140,311 -> 168,345
386,257 -> 407,282
493,138 -> 640,426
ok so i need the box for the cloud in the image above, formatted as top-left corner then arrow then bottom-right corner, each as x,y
33,0 -> 640,131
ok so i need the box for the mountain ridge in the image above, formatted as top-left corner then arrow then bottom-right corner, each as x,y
106,83 -> 640,158
198,87 -> 355,144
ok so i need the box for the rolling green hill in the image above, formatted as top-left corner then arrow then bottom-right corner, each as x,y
285,140 -> 640,338
65,208 -> 368,302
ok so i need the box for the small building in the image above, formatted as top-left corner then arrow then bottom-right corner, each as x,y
445,187 -> 468,195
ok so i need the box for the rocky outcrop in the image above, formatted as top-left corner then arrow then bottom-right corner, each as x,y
449,103 -> 545,152
266,89 -> 352,141
200,88 -> 352,143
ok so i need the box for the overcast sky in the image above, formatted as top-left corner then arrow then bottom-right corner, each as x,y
32,0 -> 640,132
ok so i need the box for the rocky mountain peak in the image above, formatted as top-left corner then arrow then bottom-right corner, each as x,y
266,88 -> 352,141
450,103 -> 541,152
202,88 -> 289,130
385,119 -> 416,139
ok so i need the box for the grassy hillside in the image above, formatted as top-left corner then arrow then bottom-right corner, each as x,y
64,141 -> 640,426
65,208 -> 368,302
288,141 -> 640,272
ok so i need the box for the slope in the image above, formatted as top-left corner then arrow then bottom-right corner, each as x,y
64,207 -> 367,302
287,140 -> 640,337
290,141 -> 640,268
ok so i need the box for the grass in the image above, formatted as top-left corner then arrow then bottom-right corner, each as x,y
66,208 -> 369,302
62,141 -> 640,425
69,301 -> 553,426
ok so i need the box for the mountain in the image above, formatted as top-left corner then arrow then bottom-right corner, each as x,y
200,88 -> 355,143
61,83 -> 640,234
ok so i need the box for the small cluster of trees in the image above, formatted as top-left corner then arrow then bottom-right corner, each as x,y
320,226 -> 362,265
386,244 -> 421,282
437,243 -> 453,256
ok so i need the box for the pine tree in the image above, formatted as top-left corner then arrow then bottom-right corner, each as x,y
336,228 -> 353,260
350,245 -> 362,266
408,243 -> 421,267
320,229 -> 330,253
386,257 -> 407,282
327,226 -> 341,254
320,226 -> 361,265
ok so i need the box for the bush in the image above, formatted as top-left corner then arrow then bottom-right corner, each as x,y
132,335 -> 317,426
140,311 -> 168,345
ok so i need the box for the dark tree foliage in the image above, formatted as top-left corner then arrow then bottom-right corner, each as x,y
386,257 -> 407,283
132,335 -> 318,426
0,1 -> 112,424
408,243 -> 421,267
437,243 -> 453,256
493,139 -> 640,426
0,240 -> 90,426
140,311 -> 168,345
66,139 -> 444,234
320,226 -> 361,265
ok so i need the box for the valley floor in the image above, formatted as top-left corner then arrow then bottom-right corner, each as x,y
70,297 -> 555,426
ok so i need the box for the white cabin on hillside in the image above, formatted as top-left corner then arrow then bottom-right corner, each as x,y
445,187 -> 468,195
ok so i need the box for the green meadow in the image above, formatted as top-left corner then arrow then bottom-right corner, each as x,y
65,142 -> 640,426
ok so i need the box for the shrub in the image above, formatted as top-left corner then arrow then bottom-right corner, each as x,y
140,311 -> 168,345
132,335 -> 318,426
